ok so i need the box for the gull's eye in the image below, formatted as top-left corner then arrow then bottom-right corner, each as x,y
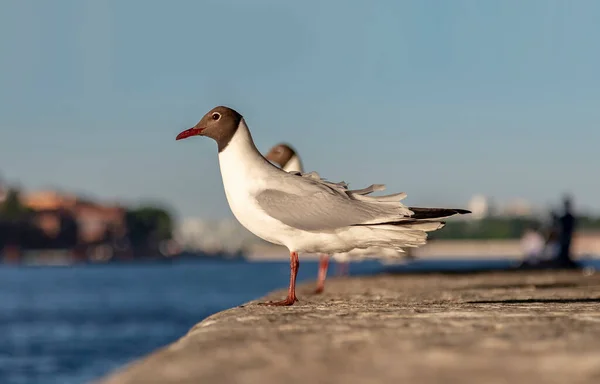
211,112 -> 221,121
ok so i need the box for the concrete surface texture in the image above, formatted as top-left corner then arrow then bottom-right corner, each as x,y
97,270 -> 600,384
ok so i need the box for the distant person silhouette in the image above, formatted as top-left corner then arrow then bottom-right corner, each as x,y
556,196 -> 578,268
544,210 -> 560,255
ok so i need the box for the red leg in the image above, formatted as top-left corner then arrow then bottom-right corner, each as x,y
259,251 -> 299,306
314,254 -> 329,294
336,261 -> 349,276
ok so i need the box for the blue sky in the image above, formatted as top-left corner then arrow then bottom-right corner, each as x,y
1,0 -> 599,220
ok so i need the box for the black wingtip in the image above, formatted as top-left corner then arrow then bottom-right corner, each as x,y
350,208 -> 471,228
406,207 -> 471,220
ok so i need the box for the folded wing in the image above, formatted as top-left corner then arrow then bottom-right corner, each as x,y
255,171 -> 415,231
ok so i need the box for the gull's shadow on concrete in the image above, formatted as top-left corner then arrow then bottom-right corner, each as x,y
380,266 -> 584,278
460,282 -> 580,291
467,298 -> 600,304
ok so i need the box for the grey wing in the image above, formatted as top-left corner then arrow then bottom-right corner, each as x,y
255,188 -> 411,232
255,189 -> 370,231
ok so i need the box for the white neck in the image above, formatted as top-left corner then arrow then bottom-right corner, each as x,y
216,119 -> 283,238
218,118 -> 262,160
283,154 -> 304,173
217,119 -> 273,188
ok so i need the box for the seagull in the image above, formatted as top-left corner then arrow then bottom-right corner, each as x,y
176,106 -> 471,306
265,143 -> 304,174
265,143 -> 419,294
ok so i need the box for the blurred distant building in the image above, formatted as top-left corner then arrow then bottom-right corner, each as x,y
21,190 -> 126,244
74,201 -> 126,243
175,217 -> 265,254
467,194 -> 490,220
467,195 -> 539,219
21,190 -> 78,211
500,198 -> 533,217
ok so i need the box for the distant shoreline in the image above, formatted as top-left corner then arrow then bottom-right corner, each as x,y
3,236 -> 599,265
246,237 -> 600,261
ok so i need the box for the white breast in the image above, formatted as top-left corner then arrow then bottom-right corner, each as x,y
217,120 -> 293,246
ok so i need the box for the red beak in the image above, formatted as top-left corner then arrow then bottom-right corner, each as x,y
176,127 -> 204,141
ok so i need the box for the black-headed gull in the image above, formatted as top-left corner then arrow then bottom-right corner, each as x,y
177,106 -> 470,305
265,143 -> 304,174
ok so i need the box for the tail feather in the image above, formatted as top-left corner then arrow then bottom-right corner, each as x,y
352,191 -> 408,202
345,223 -> 440,251
399,221 -> 446,232
408,207 -> 471,220
351,219 -> 446,228
344,216 -> 451,253
346,183 -> 409,203
347,184 -> 386,195
351,207 -> 470,227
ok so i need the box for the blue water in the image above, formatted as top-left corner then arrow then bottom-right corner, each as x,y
0,257 -> 598,384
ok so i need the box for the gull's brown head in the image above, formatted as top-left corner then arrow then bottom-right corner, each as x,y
265,143 -> 296,168
176,106 -> 242,152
